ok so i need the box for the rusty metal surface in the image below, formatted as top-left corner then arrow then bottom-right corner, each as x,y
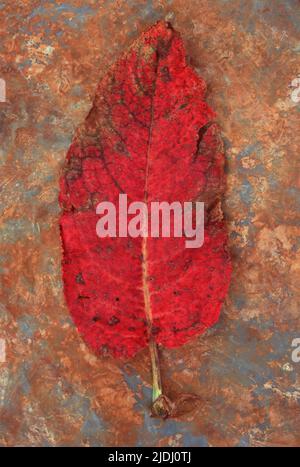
0,0 -> 299,447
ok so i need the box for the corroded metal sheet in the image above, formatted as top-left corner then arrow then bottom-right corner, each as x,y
0,0 -> 299,447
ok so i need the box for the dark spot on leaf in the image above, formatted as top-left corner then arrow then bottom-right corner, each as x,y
100,344 -> 110,356
157,36 -> 173,59
76,272 -> 85,284
108,315 -> 120,326
152,326 -> 161,336
115,141 -> 129,156
65,168 -> 82,182
161,66 -> 171,82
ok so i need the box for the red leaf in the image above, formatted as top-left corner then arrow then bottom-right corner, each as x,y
59,21 -> 231,389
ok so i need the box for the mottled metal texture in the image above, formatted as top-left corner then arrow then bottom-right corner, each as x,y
0,0 -> 299,447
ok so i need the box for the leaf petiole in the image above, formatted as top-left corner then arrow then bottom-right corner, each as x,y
149,339 -> 173,419
149,338 -> 163,402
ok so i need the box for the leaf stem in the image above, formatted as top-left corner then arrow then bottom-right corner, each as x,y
149,339 -> 173,419
149,338 -> 163,402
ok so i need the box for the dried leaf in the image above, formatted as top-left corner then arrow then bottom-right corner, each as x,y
59,21 -> 231,416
